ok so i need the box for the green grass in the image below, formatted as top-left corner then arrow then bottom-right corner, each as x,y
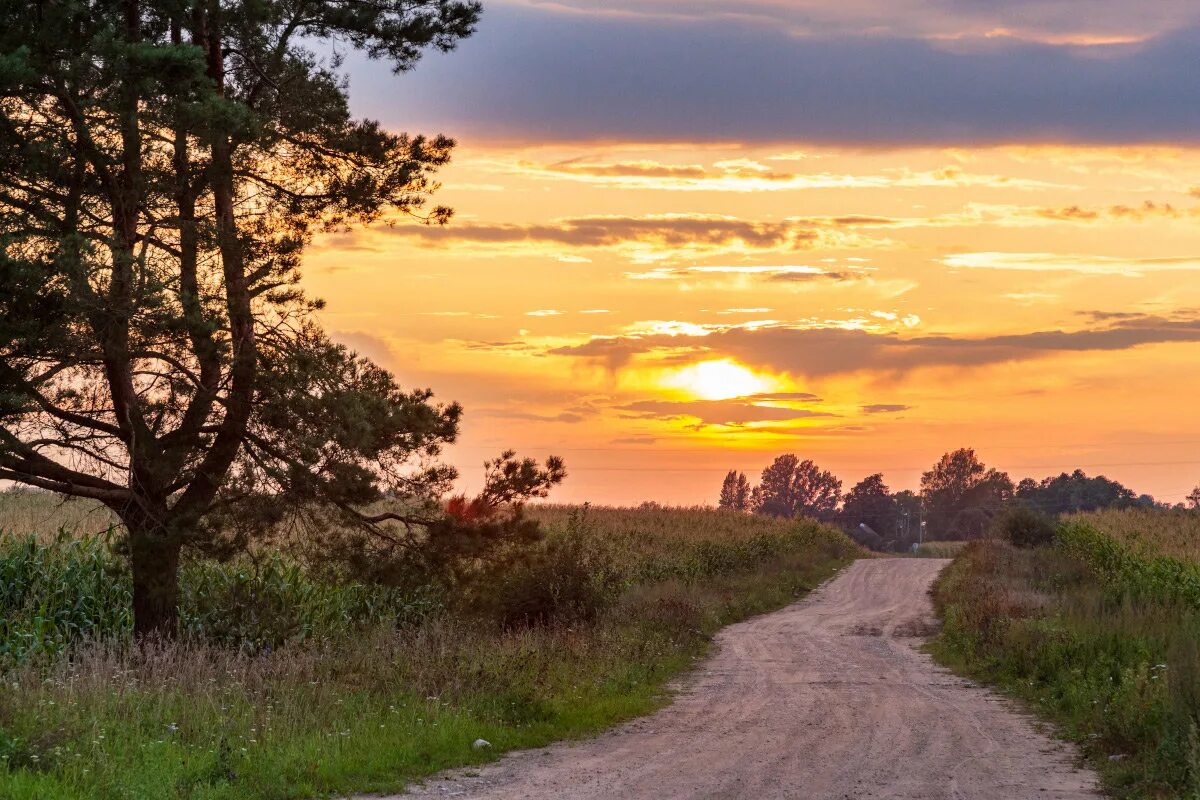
0,499 -> 859,799
930,517 -> 1200,799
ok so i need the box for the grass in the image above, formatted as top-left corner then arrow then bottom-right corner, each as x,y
909,540 -> 967,558
930,511 -> 1200,799
1073,508 -> 1200,562
0,489 -> 117,542
0,494 -> 860,799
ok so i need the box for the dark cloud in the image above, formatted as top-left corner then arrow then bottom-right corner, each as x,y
861,404 -> 912,414
384,215 -> 818,250
352,5 -> 1200,145
510,1 -> 1196,42
618,398 -> 835,426
1034,201 -> 1188,223
552,315 -> 1200,375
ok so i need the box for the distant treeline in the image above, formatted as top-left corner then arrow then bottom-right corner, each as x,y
718,448 -> 1196,551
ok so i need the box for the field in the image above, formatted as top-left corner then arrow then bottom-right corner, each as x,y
931,509 -> 1200,799
0,490 -> 859,800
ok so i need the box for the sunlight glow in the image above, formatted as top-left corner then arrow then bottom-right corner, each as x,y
662,360 -> 774,401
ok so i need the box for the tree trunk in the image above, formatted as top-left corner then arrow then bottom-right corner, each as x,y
128,527 -> 182,640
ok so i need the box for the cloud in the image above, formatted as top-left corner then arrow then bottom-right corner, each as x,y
551,315 -> 1200,376
861,404 -> 912,414
626,265 -> 866,282
525,309 -> 565,316
506,159 -> 1064,192
503,0 -> 1196,43
381,214 -> 885,263
942,252 -> 1200,276
618,398 -> 835,426
329,331 -> 396,367
353,4 -> 1200,145
478,408 -> 587,423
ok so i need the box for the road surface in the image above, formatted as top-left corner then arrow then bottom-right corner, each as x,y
392,558 -> 1101,800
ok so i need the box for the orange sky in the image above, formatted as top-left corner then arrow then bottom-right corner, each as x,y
304,140 -> 1200,505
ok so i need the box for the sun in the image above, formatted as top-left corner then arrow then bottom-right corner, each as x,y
663,359 -> 774,401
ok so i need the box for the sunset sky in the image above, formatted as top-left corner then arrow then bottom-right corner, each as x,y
311,0 -> 1200,505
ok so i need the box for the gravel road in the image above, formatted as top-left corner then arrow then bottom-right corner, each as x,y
389,558 -> 1101,800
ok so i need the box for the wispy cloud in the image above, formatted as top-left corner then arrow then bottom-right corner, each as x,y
618,397 -> 835,426
861,404 -> 912,414
380,213 -> 888,263
943,252 -> 1200,277
507,159 -> 1068,193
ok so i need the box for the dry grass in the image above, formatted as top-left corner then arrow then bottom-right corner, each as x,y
1074,507 -> 1200,561
0,489 -> 116,541
528,504 -> 797,543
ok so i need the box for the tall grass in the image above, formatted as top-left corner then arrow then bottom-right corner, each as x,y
0,489 -> 117,542
0,502 -> 860,799
932,512 -> 1200,798
1074,508 -> 1200,562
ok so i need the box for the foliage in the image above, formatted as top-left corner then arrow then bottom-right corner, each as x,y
470,507 -> 623,628
932,515 -> 1200,798
1078,507 -> 1200,563
717,470 -> 752,512
0,530 -> 432,664
840,473 -> 897,549
0,0 -> 489,637
1057,519 -> 1200,609
991,505 -> 1056,548
1016,470 -> 1141,516
754,454 -> 842,521
0,505 -> 858,799
921,448 -> 1013,539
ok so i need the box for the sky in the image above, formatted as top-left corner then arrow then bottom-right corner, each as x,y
308,0 -> 1200,505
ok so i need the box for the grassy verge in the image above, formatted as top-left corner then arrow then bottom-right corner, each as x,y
929,522 -> 1200,799
0,504 -> 858,800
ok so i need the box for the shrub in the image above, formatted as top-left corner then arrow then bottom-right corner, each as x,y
992,506 -> 1057,548
472,507 -> 623,628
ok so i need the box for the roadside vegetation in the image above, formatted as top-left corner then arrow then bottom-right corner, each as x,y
931,508 -> 1200,799
0,491 -> 859,800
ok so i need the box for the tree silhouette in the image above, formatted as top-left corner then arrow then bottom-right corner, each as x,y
754,454 -> 842,521
0,0 -> 531,637
920,449 -> 1013,539
718,470 -> 752,511
1014,470 -> 1138,515
841,473 -> 897,540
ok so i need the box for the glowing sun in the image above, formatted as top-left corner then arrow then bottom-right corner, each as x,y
664,360 -> 773,401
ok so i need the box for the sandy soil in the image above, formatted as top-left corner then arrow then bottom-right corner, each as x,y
387,558 -> 1101,800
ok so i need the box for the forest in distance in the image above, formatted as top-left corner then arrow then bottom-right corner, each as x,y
715,447 -> 1192,551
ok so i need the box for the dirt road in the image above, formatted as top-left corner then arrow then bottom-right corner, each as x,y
395,559 -> 1100,799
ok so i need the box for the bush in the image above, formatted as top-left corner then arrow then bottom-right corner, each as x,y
473,507 -> 623,628
992,506 -> 1057,548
